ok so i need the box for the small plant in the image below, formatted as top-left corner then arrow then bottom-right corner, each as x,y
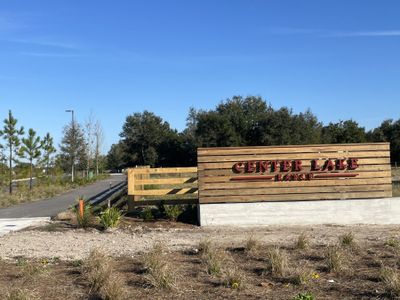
380,266 -> 400,298
17,260 -> 46,280
295,233 -> 310,250
164,205 -> 183,221
386,237 -> 400,248
245,236 -> 261,256
325,245 -> 346,273
203,249 -> 227,276
339,231 -> 356,248
142,243 -> 177,289
290,266 -> 313,285
100,207 -> 122,229
265,247 -> 289,277
70,259 -> 83,268
74,201 -> 93,228
222,266 -> 246,289
292,292 -> 315,300
140,207 -> 154,221
82,249 -> 113,293
198,239 -> 212,255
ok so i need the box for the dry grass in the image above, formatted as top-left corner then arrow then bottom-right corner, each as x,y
17,259 -> 47,281
99,274 -> 127,300
222,265 -> 247,289
294,232 -> 310,250
265,247 -> 289,277
82,249 -> 113,293
380,266 -> 400,298
142,243 -> 177,289
325,245 -> 347,274
245,236 -> 261,257
289,265 -> 313,285
4,288 -> 38,300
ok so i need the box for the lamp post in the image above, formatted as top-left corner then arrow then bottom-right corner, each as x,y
65,109 -> 75,183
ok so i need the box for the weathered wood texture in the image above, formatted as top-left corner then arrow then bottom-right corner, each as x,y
127,167 -> 198,200
198,143 -> 392,204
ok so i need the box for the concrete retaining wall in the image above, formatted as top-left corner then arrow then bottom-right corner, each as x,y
198,197 -> 400,226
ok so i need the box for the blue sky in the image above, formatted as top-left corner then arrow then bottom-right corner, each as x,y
0,1 -> 399,153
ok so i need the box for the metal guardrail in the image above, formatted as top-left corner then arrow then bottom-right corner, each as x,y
86,181 -> 127,210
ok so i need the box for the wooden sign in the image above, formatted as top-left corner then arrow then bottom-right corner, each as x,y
197,143 -> 392,204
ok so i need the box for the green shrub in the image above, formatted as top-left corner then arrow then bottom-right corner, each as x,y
100,207 -> 122,229
140,207 -> 154,221
164,205 -> 183,221
292,292 -> 315,300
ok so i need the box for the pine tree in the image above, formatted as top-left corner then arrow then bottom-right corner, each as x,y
0,110 -> 25,194
59,120 -> 86,181
19,128 -> 42,190
41,132 -> 56,175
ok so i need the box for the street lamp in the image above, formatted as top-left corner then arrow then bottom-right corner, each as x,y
65,109 -> 75,183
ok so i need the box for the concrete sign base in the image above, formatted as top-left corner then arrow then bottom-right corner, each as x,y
198,197 -> 400,226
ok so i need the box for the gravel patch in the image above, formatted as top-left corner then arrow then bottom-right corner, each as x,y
0,223 -> 399,260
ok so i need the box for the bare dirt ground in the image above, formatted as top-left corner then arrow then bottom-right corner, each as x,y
1,219 -> 400,299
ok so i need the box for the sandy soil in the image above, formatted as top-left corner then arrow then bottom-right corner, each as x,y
1,220 -> 399,260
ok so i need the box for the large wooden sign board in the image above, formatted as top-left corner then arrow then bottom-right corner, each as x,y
197,143 -> 392,204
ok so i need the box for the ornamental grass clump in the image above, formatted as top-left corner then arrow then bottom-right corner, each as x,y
82,249 -> 113,293
142,243 -> 177,289
325,245 -> 347,274
265,247 -> 289,277
100,207 -> 122,229
339,231 -> 357,249
245,236 -> 261,257
380,266 -> 400,298
295,233 -> 310,250
222,265 -> 247,290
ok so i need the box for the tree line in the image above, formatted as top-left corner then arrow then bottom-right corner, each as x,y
107,96 -> 400,169
0,110 -> 105,194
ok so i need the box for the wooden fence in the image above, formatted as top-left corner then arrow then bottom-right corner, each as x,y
198,142 -> 392,204
127,167 -> 198,205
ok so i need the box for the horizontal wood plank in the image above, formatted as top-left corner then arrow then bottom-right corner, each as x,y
198,151 -> 389,163
200,184 -> 392,196
135,177 -> 197,185
198,143 -> 390,156
199,177 -> 392,190
130,167 -> 197,174
198,158 -> 390,171
199,190 -> 393,204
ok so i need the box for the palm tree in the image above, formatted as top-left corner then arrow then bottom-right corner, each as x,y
19,128 -> 42,190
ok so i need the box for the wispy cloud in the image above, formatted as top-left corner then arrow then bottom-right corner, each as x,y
268,27 -> 400,38
19,51 -> 82,58
326,30 -> 400,37
7,37 -> 81,50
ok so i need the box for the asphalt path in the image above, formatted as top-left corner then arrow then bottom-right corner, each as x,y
0,174 -> 126,218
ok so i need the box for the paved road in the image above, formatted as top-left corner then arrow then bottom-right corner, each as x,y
0,174 -> 126,218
